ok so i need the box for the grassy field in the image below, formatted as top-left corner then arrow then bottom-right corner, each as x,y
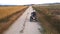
0,6 -> 27,19
0,6 -> 28,34
33,5 -> 60,34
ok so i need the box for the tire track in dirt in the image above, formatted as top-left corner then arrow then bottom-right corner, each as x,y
20,13 -> 29,33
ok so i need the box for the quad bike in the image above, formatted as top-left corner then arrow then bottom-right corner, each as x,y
30,16 -> 37,22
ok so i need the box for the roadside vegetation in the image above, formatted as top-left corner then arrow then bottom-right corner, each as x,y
0,6 -> 28,34
33,5 -> 60,34
0,6 -> 27,19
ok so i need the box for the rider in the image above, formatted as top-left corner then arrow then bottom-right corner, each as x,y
30,10 -> 37,21
31,10 -> 36,17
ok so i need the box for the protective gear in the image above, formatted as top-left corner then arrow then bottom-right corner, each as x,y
31,12 -> 36,17
30,10 -> 37,21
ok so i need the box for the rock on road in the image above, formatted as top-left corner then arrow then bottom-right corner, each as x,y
3,6 -> 43,34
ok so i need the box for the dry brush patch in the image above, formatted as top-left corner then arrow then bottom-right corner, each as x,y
33,5 -> 60,34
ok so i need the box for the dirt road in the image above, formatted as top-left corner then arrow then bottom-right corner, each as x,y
3,6 -> 43,34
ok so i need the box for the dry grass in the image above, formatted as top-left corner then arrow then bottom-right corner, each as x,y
0,6 -> 28,34
33,5 -> 60,34
0,6 -> 27,19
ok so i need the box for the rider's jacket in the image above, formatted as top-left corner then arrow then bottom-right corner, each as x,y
31,12 -> 36,17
